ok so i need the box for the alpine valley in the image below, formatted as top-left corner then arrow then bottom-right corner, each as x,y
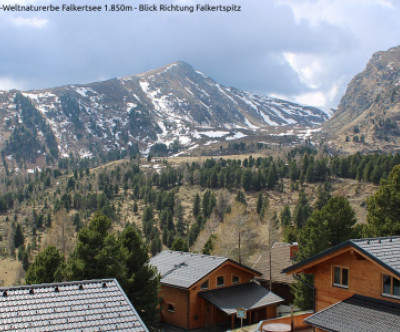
0,61 -> 328,168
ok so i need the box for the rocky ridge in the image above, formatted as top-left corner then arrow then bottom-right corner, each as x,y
322,46 -> 400,153
0,61 -> 327,165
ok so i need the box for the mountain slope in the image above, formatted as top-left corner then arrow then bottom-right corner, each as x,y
322,46 -> 400,153
0,61 -> 327,165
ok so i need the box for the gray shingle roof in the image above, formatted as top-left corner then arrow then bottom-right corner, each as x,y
283,236 -> 400,278
199,282 -> 283,315
0,279 -> 149,332
352,237 -> 400,275
305,294 -> 400,332
149,250 -> 229,289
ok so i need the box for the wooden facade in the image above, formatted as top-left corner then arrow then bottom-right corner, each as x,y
160,260 -> 271,329
293,246 -> 400,312
284,240 -> 400,332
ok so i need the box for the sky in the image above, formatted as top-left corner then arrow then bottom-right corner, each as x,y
0,0 -> 400,111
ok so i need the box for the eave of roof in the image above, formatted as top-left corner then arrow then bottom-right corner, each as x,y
305,294 -> 400,332
282,236 -> 400,279
198,282 -> 283,315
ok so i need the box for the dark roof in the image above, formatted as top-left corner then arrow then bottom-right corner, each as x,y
253,242 -> 296,284
283,236 -> 400,278
305,294 -> 400,332
0,279 -> 149,332
198,282 -> 283,315
150,250 -> 261,289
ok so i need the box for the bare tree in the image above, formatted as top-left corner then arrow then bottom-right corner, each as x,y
45,208 -> 75,258
213,202 -> 260,266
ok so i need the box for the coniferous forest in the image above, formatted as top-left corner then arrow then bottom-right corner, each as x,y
0,146 -> 400,323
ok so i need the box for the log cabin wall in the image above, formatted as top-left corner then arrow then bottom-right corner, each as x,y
159,285 -> 189,329
309,250 -> 400,312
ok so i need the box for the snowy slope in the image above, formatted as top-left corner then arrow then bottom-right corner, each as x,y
0,61 -> 328,160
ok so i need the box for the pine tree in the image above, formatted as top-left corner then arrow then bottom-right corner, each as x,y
202,190 -> 211,217
118,225 -> 160,325
314,187 -> 332,210
193,193 -> 201,218
67,217 -> 160,326
202,234 -> 217,255
68,213 -> 112,280
293,190 -> 312,229
17,246 -> 29,271
175,203 -> 186,236
171,238 -> 189,252
267,163 -> 277,188
256,193 -> 263,216
280,205 -> 292,227
241,169 -> 252,191
367,164 -> 400,236
14,224 -> 24,248
235,190 -> 246,205
25,246 -> 66,284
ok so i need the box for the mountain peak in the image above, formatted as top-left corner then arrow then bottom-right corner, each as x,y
322,45 -> 400,153
0,61 -> 326,165
131,61 -> 196,79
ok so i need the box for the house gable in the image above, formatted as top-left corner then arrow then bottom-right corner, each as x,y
284,236 -> 400,316
189,260 -> 261,291
284,236 -> 400,280
310,248 -> 400,310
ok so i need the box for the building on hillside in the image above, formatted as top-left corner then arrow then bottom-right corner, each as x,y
253,242 -> 298,303
283,236 -> 400,332
0,279 -> 149,331
150,250 -> 283,330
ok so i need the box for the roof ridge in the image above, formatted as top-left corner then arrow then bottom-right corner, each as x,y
161,259 -> 190,278
0,278 -> 116,292
164,249 -> 229,260
351,235 -> 400,243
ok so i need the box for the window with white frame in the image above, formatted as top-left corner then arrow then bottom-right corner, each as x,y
382,274 -> 400,298
333,266 -> 349,288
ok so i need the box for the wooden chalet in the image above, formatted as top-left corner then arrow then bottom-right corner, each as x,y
150,250 -> 283,330
283,236 -> 400,332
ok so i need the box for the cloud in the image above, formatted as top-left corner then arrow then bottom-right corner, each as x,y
11,17 -> 48,28
289,82 -> 340,110
0,77 -> 27,90
277,0 -> 396,27
283,52 -> 324,89
0,0 -> 400,110
0,0 -> 48,5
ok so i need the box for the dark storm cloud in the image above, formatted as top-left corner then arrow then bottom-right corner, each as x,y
0,0 -> 400,108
